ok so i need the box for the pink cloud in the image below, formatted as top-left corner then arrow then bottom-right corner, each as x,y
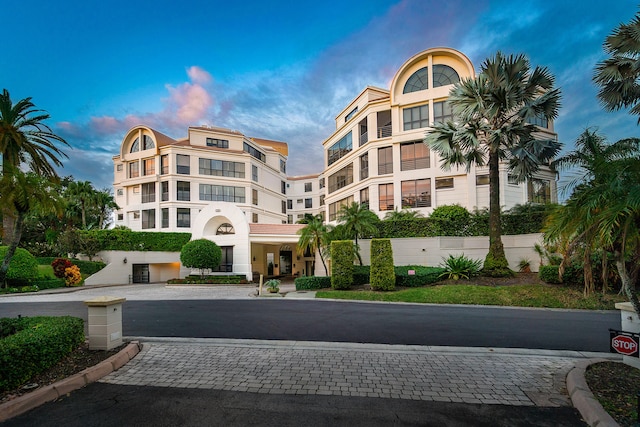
187,66 -> 212,85
165,80 -> 213,125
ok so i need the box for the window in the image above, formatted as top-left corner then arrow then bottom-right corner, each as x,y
403,104 -> 429,130
403,67 -> 428,94
133,185 -> 140,194
476,175 -> 490,185
297,199 -> 303,204
378,147 -> 393,175
528,179 -> 551,204
161,155 -> 169,174
177,181 -> 190,201
116,164 -> 123,172
206,138 -> 229,148
129,162 -> 139,178
402,179 -> 431,208
433,101 -> 454,124
319,178 -> 325,189
379,183 -> 394,211
143,158 -> 155,176
508,174 -> 519,185
328,195 -> 353,221
130,138 -> 140,153
217,246 -> 233,272
161,208 -> 169,228
252,165 -> 258,182
305,198 -> 312,209
141,209 -> 155,229
435,177 -> 454,189
432,64 -> 460,88
360,153 -> 369,180
401,142 -> 430,170
198,158 -> 245,178
377,110 -> 392,138
216,223 -> 235,235
161,181 -> 169,201
117,213 -> 123,221
116,189 -> 123,196
527,113 -> 549,128
252,213 -> 258,223
287,199 -> 292,209
327,132 -> 352,166
243,142 -> 266,162
252,189 -> 258,205
328,163 -> 353,194
360,187 -> 369,209
141,182 -> 155,203
132,211 -> 140,219
304,182 -> 312,192
177,208 -> 190,228
319,194 -> 325,206
199,185 -> 245,202
280,159 -> 286,173
141,135 -> 154,150
345,106 -> 358,122
287,215 -> 293,224
282,201 -> 287,214
281,181 -> 286,195
297,214 -> 304,219
176,154 -> 190,174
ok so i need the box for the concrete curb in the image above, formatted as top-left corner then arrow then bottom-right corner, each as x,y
0,341 -> 142,422
566,358 -> 620,427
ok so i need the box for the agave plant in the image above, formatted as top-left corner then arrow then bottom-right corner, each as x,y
439,254 -> 483,280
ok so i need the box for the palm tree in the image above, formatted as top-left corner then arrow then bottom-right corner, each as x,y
0,89 -> 69,244
424,52 -> 561,276
384,208 -> 424,221
0,169 -> 62,286
65,180 -> 95,229
337,202 -> 379,266
594,9 -> 640,121
296,215 -> 329,275
92,189 -> 119,229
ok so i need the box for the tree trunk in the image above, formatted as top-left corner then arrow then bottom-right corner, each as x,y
483,150 -> 510,276
1,211 -> 15,246
354,236 -> 363,266
0,213 -> 24,287
614,250 -> 640,317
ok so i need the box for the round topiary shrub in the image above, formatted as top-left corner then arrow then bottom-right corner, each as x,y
180,239 -> 222,278
429,204 -> 472,236
0,246 -> 39,284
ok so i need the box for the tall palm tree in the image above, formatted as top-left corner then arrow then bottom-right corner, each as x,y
0,169 -> 62,286
296,215 -> 329,275
425,52 -> 561,276
0,89 -> 69,244
92,188 -> 119,229
65,180 -> 95,229
594,9 -> 640,121
337,202 -> 379,266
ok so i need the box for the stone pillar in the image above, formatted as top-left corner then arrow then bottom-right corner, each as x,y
84,297 -> 126,350
614,302 -> 640,369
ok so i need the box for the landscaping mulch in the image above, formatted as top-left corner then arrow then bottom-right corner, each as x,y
585,361 -> 640,427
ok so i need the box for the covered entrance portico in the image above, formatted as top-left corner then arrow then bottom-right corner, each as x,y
249,224 -> 315,280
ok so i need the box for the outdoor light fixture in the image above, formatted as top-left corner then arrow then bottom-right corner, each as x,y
123,258 -> 127,264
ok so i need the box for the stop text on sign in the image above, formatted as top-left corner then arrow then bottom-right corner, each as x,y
609,329 -> 640,357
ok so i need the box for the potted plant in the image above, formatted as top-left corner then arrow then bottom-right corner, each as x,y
518,258 -> 532,273
265,279 -> 280,293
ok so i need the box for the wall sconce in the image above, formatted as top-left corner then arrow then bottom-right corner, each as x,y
421,249 -> 426,252
297,256 -> 300,260
123,258 -> 128,264
252,256 -> 256,261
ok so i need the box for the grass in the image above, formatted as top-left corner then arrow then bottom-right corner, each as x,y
316,284 -> 627,310
38,265 -> 54,278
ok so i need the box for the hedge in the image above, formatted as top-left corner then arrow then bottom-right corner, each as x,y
0,247 -> 39,282
539,264 -> 584,286
353,265 -> 370,286
370,239 -> 395,291
36,257 -> 106,275
331,240 -> 354,290
30,278 -> 66,290
0,316 -> 85,392
294,276 -> 332,290
167,275 -> 248,284
78,230 -> 191,252
394,266 -> 446,287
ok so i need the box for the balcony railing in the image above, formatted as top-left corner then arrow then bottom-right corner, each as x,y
377,125 -> 392,139
359,131 -> 368,146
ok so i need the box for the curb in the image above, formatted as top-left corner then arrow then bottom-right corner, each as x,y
0,341 -> 142,422
567,358 -> 620,427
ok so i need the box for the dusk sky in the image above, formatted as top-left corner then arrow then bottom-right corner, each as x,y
3,0 -> 638,192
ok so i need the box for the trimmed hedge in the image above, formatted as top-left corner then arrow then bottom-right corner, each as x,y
0,247 -> 39,282
78,229 -> 191,252
370,239 -> 395,291
167,275 -> 248,284
294,276 -> 332,290
539,264 -> 583,286
394,266 -> 446,287
353,265 -> 370,286
36,257 -> 106,275
30,278 -> 66,290
0,316 -> 85,392
331,240 -> 354,290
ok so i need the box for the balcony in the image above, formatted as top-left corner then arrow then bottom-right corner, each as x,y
377,125 -> 392,139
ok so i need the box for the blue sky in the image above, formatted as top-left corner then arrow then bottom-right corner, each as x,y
3,0 -> 638,190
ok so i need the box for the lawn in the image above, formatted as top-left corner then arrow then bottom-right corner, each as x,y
316,284 -> 627,310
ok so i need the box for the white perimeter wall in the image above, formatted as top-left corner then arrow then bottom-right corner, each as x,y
84,251 -> 190,285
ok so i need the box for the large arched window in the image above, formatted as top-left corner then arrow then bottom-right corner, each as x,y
216,223 -> 235,235
130,137 -> 140,153
403,67 -> 428,93
432,64 -> 460,88
143,135 -> 155,150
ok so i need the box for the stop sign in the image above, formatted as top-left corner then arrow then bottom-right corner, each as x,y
611,335 -> 639,356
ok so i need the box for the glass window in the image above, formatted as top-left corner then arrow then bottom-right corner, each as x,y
287,215 -> 293,224
129,162 -> 139,178
252,213 -> 258,223
528,179 -> 551,203
141,182 -> 155,203
252,189 -> 258,205
360,153 -> 369,180
133,185 -> 140,194
243,142 -> 266,162
280,159 -> 286,173
161,181 -> 169,201
206,138 -> 229,148
403,67 -> 428,94
198,158 -> 245,178
216,223 -> 235,235
403,104 -> 429,130
328,195 -> 353,221
176,154 -> 190,174
319,178 -> 325,189
252,165 -> 258,182
401,142 -> 430,171
116,164 -> 123,172
130,138 -> 140,153
328,163 -> 353,194
116,188 -> 123,196
476,175 -> 490,185
287,199 -> 292,209
217,246 -> 233,272
432,64 -> 460,87
320,194 -> 325,206
143,135 -> 155,150
141,209 -> 155,229
527,113 -> 549,128
402,179 -> 431,208
282,200 -> 287,214
435,177 -> 454,189
508,174 -> 519,185
117,213 -> 123,221
378,147 -> 393,175
177,208 -> 190,228
143,158 -> 155,176
305,198 -> 312,209
345,107 -> 358,122
161,208 -> 169,228
199,185 -> 245,202
161,155 -> 169,174
433,101 -> 454,124
379,183 -> 394,211
281,181 -> 286,195
304,182 -> 312,192
177,181 -> 190,201
327,132 -> 352,166
360,187 -> 369,210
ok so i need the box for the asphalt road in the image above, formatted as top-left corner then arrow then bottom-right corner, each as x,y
0,299 -> 619,351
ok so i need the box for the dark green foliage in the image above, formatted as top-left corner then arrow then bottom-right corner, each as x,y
39,257 -> 106,275
370,239 -> 395,291
539,264 -> 584,286
440,254 -> 484,280
394,266 -> 446,287
77,229 -> 191,252
481,251 -> 514,277
0,247 -> 38,282
331,240 -> 354,290
180,239 -> 222,277
429,205 -> 472,235
167,275 -> 247,284
0,316 -> 84,392
353,265 -> 370,286
539,265 -> 561,284
30,278 -> 66,289
295,276 -> 332,290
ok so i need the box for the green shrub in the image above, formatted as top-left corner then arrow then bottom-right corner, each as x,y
539,265 -> 561,284
394,266 -> 446,287
440,254 -> 483,280
370,239 -> 395,291
78,229 -> 191,252
0,247 -> 39,284
353,265 -> 370,286
331,240 -> 354,290
167,275 -> 247,284
30,278 -> 66,290
38,257 -> 106,276
180,239 -> 222,278
295,276 -> 332,290
0,316 -> 85,392
539,264 -> 583,285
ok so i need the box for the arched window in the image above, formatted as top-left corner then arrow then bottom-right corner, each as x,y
432,64 -> 460,88
130,137 -> 140,153
216,223 -> 235,235
403,67 -> 428,94
143,135 -> 155,150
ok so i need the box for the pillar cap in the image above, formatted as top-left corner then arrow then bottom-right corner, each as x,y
84,296 -> 126,307
615,302 -> 636,312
